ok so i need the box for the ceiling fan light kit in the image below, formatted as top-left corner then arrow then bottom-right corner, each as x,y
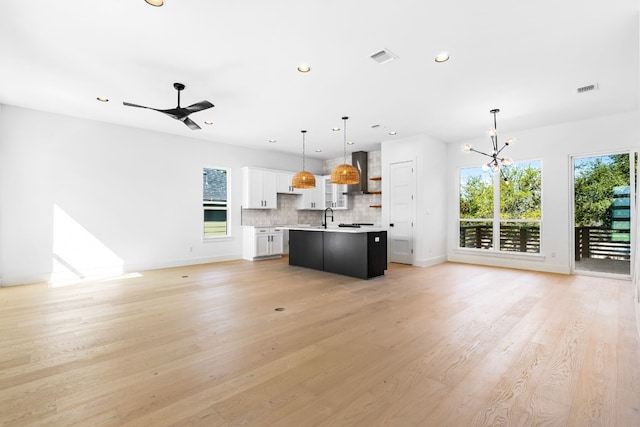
123,82 -> 213,130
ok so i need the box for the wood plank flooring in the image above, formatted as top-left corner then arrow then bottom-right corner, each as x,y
1,259 -> 639,426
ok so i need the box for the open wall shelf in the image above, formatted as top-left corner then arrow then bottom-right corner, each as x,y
369,177 -> 381,208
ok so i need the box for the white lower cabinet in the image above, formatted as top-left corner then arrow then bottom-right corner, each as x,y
242,226 -> 283,260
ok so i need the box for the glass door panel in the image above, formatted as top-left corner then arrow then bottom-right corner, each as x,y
572,152 -> 634,276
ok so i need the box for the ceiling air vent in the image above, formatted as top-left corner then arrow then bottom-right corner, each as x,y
577,84 -> 599,94
370,48 -> 398,64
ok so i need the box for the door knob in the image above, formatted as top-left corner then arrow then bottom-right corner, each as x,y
390,223 -> 394,227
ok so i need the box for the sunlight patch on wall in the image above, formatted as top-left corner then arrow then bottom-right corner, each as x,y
51,204 -> 124,287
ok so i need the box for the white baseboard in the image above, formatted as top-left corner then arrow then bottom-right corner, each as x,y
414,255 -> 447,268
0,272 -> 51,287
447,253 -> 570,274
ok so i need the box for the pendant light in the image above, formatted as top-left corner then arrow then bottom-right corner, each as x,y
292,130 -> 316,188
330,116 -> 360,184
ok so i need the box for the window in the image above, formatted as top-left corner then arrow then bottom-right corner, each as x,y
203,168 -> 228,238
459,160 -> 541,253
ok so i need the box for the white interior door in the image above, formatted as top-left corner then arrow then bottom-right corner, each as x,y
389,161 -> 414,264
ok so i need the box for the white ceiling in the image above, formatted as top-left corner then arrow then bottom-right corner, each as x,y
0,0 -> 638,160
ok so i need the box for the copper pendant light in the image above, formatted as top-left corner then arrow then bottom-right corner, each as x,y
330,116 -> 360,184
292,130 -> 316,188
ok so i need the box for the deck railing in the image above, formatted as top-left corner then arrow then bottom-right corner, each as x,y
460,225 -> 631,259
459,225 -> 540,253
574,226 -> 630,261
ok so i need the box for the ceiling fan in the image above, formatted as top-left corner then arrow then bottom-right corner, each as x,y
123,82 -> 214,130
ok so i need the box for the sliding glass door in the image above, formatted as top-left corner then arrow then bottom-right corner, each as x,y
572,151 -> 637,276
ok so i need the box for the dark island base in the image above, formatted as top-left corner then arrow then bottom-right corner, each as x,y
288,230 -> 387,279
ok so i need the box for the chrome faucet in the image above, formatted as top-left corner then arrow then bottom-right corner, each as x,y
323,207 -> 334,229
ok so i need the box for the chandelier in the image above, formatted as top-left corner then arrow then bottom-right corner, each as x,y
462,109 -> 516,181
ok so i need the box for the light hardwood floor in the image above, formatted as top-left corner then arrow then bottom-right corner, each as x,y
1,259 -> 639,426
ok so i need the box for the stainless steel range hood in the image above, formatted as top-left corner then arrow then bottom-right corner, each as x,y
348,151 -> 368,194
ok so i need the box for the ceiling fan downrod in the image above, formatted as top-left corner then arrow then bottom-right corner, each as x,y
174,82 -> 185,107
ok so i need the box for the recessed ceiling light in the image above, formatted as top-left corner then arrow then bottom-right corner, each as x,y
315,149 -> 322,152
145,0 -> 164,6
389,131 -> 397,135
204,120 -> 213,125
96,97 -> 109,102
346,141 -> 355,145
268,139 -> 277,143
332,127 -> 340,131
297,64 -> 311,73
435,52 -> 450,63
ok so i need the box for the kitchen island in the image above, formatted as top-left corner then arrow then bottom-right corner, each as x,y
277,226 -> 387,279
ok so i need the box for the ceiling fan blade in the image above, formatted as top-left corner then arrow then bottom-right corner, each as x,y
182,117 -> 201,130
123,101 -> 152,109
124,84 -> 212,130
185,101 -> 214,113
157,108 -> 183,120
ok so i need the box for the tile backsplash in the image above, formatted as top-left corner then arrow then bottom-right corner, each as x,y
241,150 -> 382,227
241,194 -> 323,226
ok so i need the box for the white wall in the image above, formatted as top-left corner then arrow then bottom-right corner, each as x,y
381,134 -> 448,267
447,110 -> 640,273
0,105 -> 322,286
3,106 -> 637,285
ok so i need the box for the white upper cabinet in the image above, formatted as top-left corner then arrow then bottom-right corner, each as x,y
296,175 -> 324,210
276,171 -> 302,195
242,167 -> 277,209
323,176 -> 349,210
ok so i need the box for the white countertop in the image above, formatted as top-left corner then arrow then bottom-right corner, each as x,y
275,225 -> 387,234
